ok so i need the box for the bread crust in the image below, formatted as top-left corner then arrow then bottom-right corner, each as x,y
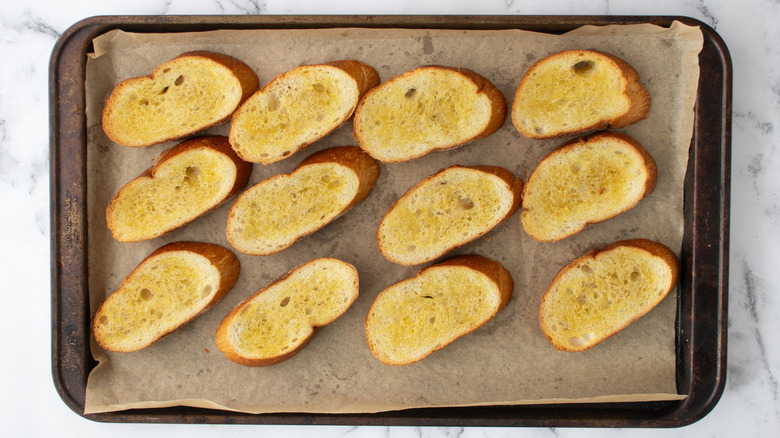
511,50 -> 650,140
226,146 -> 380,256
539,239 -> 680,352
377,165 -> 523,265
93,241 -> 241,352
521,131 -> 657,242
106,135 -> 252,242
215,258 -> 359,366
365,254 -> 513,365
229,60 -> 379,164
353,65 -> 507,163
102,51 -> 259,147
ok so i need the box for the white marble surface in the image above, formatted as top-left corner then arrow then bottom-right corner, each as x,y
1,0 -> 777,436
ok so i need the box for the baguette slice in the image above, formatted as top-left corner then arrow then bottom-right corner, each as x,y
377,165 -> 522,266
353,66 -> 507,163
226,146 -> 380,256
229,60 -> 380,164
93,241 -> 241,353
107,136 -> 252,243
512,50 -> 650,139
102,51 -> 259,147
216,257 -> 359,366
521,132 -> 657,242
366,255 -> 513,365
539,239 -> 680,352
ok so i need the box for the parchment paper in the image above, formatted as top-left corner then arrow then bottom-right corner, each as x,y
83,21 -> 702,414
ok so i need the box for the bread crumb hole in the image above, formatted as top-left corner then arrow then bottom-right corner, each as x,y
139,288 -> 153,301
185,166 -> 201,182
98,315 -> 108,325
200,284 -> 212,298
429,316 -> 436,323
282,150 -> 291,157
404,88 -> 417,98
570,164 -> 581,174
579,264 -> 592,274
458,197 -> 474,210
174,75 -> 185,86
139,99 -> 149,106
573,60 -> 595,76
159,86 -> 169,95
630,271 -> 641,281
163,68 -> 171,73
280,297 -> 290,307
320,175 -> 331,182
407,245 -> 417,252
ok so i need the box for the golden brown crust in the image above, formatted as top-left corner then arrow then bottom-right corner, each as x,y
365,255 -> 513,365
539,239 -> 679,352
377,165 -> 523,266
511,50 -> 650,140
225,146 -> 380,256
93,241 -> 240,352
215,258 -> 358,366
353,65 -> 507,163
520,131 -> 657,242
106,136 -> 252,242
102,51 -> 259,147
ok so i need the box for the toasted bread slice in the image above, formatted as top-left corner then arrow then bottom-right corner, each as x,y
377,165 -> 522,266
539,239 -> 680,352
511,50 -> 650,139
226,146 -> 380,255
229,60 -> 380,164
106,136 -> 252,243
365,255 -> 513,365
102,51 -> 259,147
353,66 -> 507,163
216,257 -> 359,366
521,132 -> 657,242
93,241 -> 241,353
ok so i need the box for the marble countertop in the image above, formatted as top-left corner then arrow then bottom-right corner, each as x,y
2,0 -> 777,436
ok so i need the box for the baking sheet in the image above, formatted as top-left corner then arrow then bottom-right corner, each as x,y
80,21 -> 702,415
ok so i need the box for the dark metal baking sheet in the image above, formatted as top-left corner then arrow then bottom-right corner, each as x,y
50,15 -> 730,427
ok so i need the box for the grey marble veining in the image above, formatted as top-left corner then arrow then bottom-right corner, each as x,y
1,0 -> 778,437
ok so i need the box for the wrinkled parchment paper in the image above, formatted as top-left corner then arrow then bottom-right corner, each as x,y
83,21 -> 702,414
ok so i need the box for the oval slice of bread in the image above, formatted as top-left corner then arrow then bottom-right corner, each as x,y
521,132 -> 657,242
102,51 -> 259,147
365,255 -> 513,365
226,146 -> 380,256
229,60 -> 380,164
106,136 -> 252,243
377,165 -> 522,266
539,239 -> 680,352
353,65 -> 507,163
216,257 -> 359,366
511,50 -> 650,139
93,241 -> 241,353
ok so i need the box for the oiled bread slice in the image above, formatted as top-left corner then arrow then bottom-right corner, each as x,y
512,50 -> 650,139
521,132 -> 657,242
366,255 -> 513,365
107,136 -> 252,242
93,241 -> 240,353
102,51 -> 259,147
353,66 -> 507,163
377,165 -> 522,266
229,60 -> 380,164
539,239 -> 680,352
226,146 -> 380,255
216,257 -> 359,366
